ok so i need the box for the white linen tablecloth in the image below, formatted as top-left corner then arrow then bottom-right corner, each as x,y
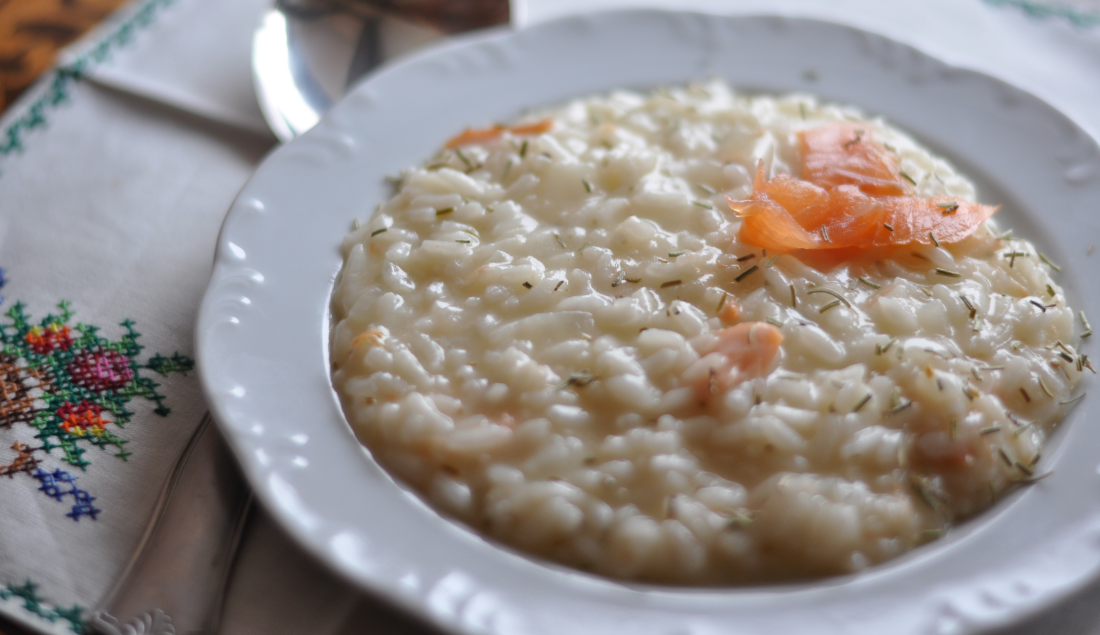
2,0 -> 1100,633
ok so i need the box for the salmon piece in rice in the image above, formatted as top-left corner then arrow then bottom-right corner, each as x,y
730,122 -> 999,253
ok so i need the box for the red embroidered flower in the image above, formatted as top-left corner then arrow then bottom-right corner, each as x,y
24,323 -> 73,354
67,350 -> 134,392
56,400 -> 109,435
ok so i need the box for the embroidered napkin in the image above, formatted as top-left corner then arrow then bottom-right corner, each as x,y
0,1 -> 273,632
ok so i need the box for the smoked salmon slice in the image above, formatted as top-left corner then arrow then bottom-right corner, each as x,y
729,122 -> 1000,253
801,122 -> 910,196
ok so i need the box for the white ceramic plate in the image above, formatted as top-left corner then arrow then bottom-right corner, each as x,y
198,10 -> 1100,635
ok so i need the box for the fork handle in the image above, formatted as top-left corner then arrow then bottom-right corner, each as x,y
90,414 -> 252,635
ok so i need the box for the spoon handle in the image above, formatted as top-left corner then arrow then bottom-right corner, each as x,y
342,0 -> 511,33
89,414 -> 252,635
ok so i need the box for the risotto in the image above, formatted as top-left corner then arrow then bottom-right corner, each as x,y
330,81 -> 1087,584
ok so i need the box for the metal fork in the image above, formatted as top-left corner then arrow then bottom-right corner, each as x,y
88,415 -> 251,635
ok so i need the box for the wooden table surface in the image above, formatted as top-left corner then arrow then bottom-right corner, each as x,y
0,0 -> 129,113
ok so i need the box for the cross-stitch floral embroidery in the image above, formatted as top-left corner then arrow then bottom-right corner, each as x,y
0,299 -> 193,520
1,579 -> 85,634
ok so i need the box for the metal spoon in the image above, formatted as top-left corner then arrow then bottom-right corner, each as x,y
253,0 -> 513,141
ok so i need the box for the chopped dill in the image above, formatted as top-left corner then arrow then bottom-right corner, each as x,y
660,279 -> 683,289
1003,251 -> 1027,267
858,276 -> 881,290
922,528 -> 944,541
435,207 -> 454,216
669,251 -> 686,258
960,294 -> 976,318
1052,340 -> 1076,354
735,266 -> 759,282
901,171 -> 917,186
554,233 -> 567,249
693,200 -> 714,209
887,400 -> 913,415
522,281 -> 532,289
723,509 -> 755,527
455,149 -> 473,169
819,300 -> 842,313
820,225 -> 831,242
1039,252 -> 1061,272
935,268 -> 961,278
697,183 -> 717,195
558,372 -> 595,390
911,479 -> 938,509
583,179 -> 593,193
370,227 -> 388,237
765,316 -> 784,327
852,393 -> 872,413
807,288 -> 851,307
